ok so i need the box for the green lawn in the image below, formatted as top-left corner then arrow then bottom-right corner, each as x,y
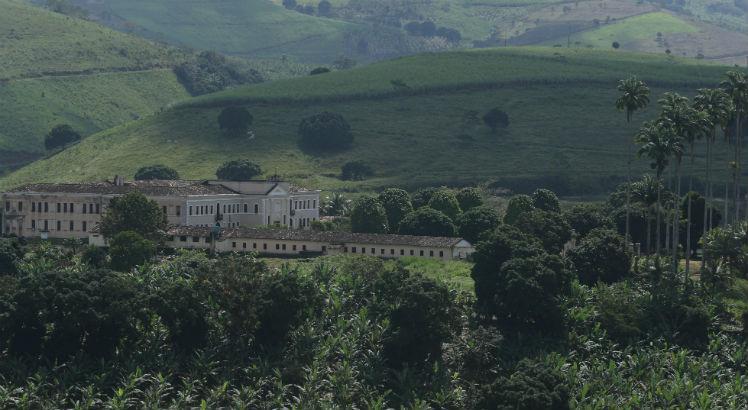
1,47 -> 743,195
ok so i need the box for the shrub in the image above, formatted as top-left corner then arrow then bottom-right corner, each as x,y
456,187 -> 484,211
218,106 -> 253,137
427,189 -> 462,220
44,124 -> 81,151
134,164 -> 179,180
310,67 -> 331,75
341,160 -> 374,180
457,206 -> 501,244
81,245 -> 107,268
0,238 -> 22,275
350,196 -> 388,234
483,108 -> 510,133
378,188 -> 413,231
595,283 -> 644,343
398,207 -> 457,237
531,188 -> 561,213
109,231 -> 156,271
569,229 -> 631,285
298,112 -> 353,151
216,159 -> 262,180
503,194 -> 534,225
174,51 -> 262,96
478,359 -> 569,410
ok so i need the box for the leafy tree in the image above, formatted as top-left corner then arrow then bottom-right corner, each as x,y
436,27 -> 462,43
399,207 -> 457,237
44,124 -> 81,150
404,21 -> 422,35
478,359 -> 570,410
321,192 -> 350,216
1,269 -> 142,359
175,51 -> 262,96
563,203 -> 613,240
0,238 -> 22,275
568,229 -> 632,285
298,112 -> 353,151
503,194 -> 535,225
378,188 -> 413,231
457,206 -> 501,243
531,188 -> 561,213
317,0 -> 332,15
411,187 -> 438,209
134,164 -> 179,181
456,187 -> 484,211
109,231 -> 156,271
680,191 -> 721,257
483,108 -> 510,133
512,209 -> 572,253
341,160 -> 373,180
350,196 -> 388,234
427,189 -> 462,220
612,41 -> 620,49
310,67 -> 330,75
216,159 -> 262,180
282,0 -> 297,8
218,106 -> 253,137
419,21 -> 437,36
100,192 -> 166,240
81,245 -> 107,268
149,279 -> 209,353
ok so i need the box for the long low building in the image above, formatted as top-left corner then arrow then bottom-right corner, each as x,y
90,226 -> 475,261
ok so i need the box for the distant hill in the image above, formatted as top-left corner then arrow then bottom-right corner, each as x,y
0,0 -> 191,171
3,47 -> 744,196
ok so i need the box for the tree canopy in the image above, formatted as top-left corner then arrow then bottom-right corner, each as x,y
378,188 -> 413,232
427,189 -> 462,220
134,165 -> 180,181
457,206 -> 501,244
44,124 -> 81,151
99,192 -> 166,240
298,112 -> 353,151
350,196 -> 388,234
398,207 -> 456,237
216,160 -> 262,180
218,106 -> 253,137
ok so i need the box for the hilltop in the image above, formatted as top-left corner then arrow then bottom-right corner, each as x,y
2,48 -> 743,194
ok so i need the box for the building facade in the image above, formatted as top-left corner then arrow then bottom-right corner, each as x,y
1,177 -> 320,239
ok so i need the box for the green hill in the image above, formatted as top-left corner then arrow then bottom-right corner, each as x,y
1,48 -> 742,195
0,0 -> 190,168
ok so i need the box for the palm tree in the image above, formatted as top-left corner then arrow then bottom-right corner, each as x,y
693,88 -> 733,269
637,120 -> 674,255
616,77 -> 651,250
631,174 -> 661,253
720,71 -> 748,222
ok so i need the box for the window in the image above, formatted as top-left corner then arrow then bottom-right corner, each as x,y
290,219 -> 293,227
322,246 -> 326,252
176,206 -> 181,216
371,248 -> 375,254
95,204 -> 100,214
352,247 -> 357,253
32,202 -> 36,212
69,203 -> 74,213
390,249 -> 395,255
283,215 -> 286,225
180,236 -> 187,242
439,251 -> 444,257
254,204 -> 259,213
267,216 -> 271,224
244,204 -> 248,213
420,250 -> 424,256
17,202 -> 22,212
31,220 -> 35,230
253,243 -> 257,249
57,203 -> 61,213
263,243 -> 267,250
82,221 -> 87,232
192,236 -> 200,243
163,206 -> 167,215
232,242 -> 237,248
275,244 -> 280,250
429,250 -> 434,257
361,247 -> 365,254
44,202 -> 48,212
292,245 -> 297,251
282,244 -> 286,250
189,206 -> 193,216
381,249 -> 385,255
4,202 -> 9,212
89,204 -> 93,214
223,205 -> 227,213
63,203 -> 67,213
83,204 -> 87,214
313,200 -> 317,208
69,221 -> 74,231
44,220 -> 48,231
302,245 -> 307,251
210,205 -> 214,215
56,221 -> 61,231
410,250 -> 414,256
400,249 -> 404,256
242,242 -> 247,249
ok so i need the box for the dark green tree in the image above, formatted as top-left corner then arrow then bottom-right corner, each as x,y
216,159 -> 262,180
378,188 -> 413,231
456,187 -> 484,211
427,188 -> 462,220
411,187 -> 438,209
503,194 -> 534,225
563,203 -> 613,240
482,108 -> 510,133
218,106 -> 253,137
341,160 -> 373,180
100,192 -> 166,240
298,112 -> 353,151
478,359 -> 570,410
317,0 -> 332,15
457,206 -> 501,243
109,231 -> 156,271
568,229 -> 632,285
398,207 -> 456,237
350,196 -> 388,234
44,124 -> 81,151
81,245 -> 107,269
134,164 -> 179,180
0,238 -> 22,275
512,209 -> 572,254
310,67 -> 331,75
531,188 -> 561,213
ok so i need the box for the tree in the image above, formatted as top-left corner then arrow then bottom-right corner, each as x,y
456,187 -> 484,211
217,106 -> 253,137
350,196 -> 388,234
282,0 -> 297,9
457,206 -> 501,243
81,245 -> 107,268
568,228 -> 632,285
483,108 -> 510,133
321,192 -> 350,216
341,160 -> 373,180
616,76 -> 650,251
0,239 -> 22,275
378,188 -> 413,231
531,188 -> 561,213
317,0 -> 332,15
398,208 -> 457,237
310,67 -> 330,75
44,124 -> 81,151
478,360 -> 569,410
427,189 -> 462,220
216,159 -> 262,180
612,41 -> 620,49
174,51 -> 262,96
720,71 -> 748,223
512,209 -> 572,253
100,192 -> 166,240
435,27 -> 462,43
503,194 -> 535,225
680,192 -> 722,259
411,187 -> 438,209
563,203 -> 613,240
109,231 -> 156,271
298,112 -> 353,151
134,165 -> 179,181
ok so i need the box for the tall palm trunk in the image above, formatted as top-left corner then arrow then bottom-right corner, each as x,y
665,167 -> 673,254
625,112 -> 633,251
673,160 -> 682,274
735,113 -> 742,222
686,148 -> 694,276
701,131 -> 713,271
656,177 -> 662,255
646,207 -> 652,254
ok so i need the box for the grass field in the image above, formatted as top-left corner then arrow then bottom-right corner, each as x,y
1,47 -> 744,195
79,0 -> 360,63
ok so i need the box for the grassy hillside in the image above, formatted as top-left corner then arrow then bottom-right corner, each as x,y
0,0 -> 190,165
2,48 -> 743,195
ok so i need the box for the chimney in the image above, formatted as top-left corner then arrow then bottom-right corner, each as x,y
113,175 -> 124,186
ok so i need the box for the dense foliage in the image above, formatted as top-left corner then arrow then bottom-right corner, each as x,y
43,124 -> 81,151
340,160 -> 374,180
427,188 -> 462,220
298,112 -> 353,152
217,106 -> 253,137
175,51 -> 262,96
134,164 -> 180,180
350,195 -> 388,234
99,192 -> 166,240
457,206 -> 501,243
378,188 -> 413,231
398,207 -> 457,237
215,159 -> 262,180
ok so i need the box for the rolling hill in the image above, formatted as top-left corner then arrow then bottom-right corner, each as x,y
0,0 -> 190,170
1,47 -> 744,195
